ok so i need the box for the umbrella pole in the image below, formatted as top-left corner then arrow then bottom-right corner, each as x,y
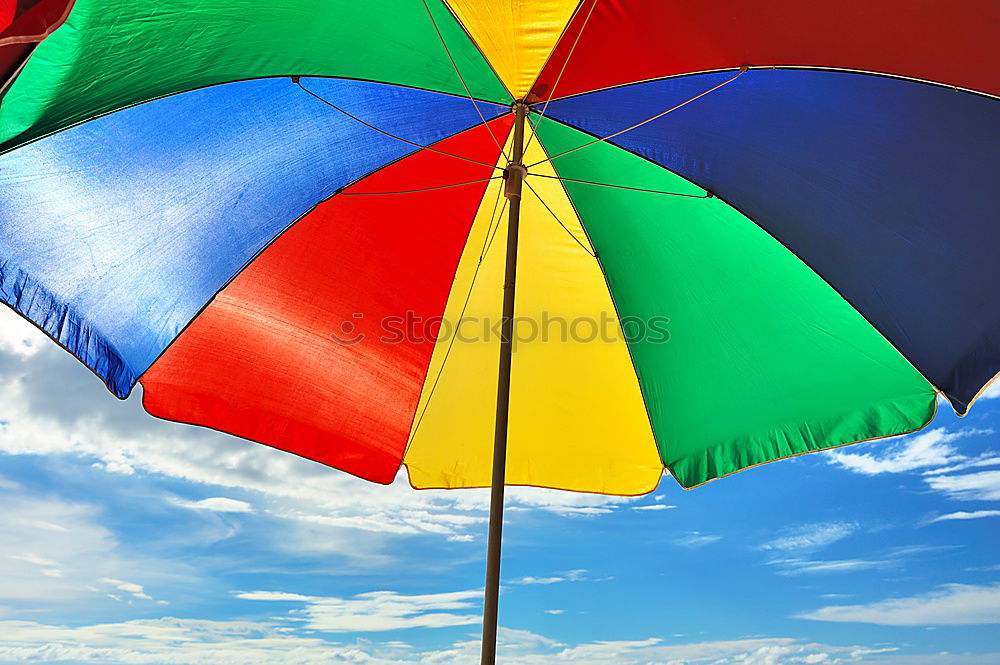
481,101 -> 528,665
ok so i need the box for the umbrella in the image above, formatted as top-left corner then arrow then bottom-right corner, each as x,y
0,1 -> 997,663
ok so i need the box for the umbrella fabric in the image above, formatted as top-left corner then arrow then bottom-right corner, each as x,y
0,1 -> 997,493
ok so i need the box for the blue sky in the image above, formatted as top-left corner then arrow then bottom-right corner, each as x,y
0,305 -> 998,665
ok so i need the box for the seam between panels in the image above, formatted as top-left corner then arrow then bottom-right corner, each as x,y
527,114 -> 668,484
537,115 -> 943,402
139,116 -> 514,486
0,74 -> 511,156
522,0 -> 588,101
438,0 -> 515,103
136,114 -> 512,391
538,65 -> 1000,104
399,120 -> 515,471
0,0 -> 77,99
0,46 -> 34,98
0,1 -> 77,45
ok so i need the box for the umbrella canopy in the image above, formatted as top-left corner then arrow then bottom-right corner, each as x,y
1,1 -> 998,662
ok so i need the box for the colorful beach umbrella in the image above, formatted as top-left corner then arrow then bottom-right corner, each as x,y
1,1 -> 998,662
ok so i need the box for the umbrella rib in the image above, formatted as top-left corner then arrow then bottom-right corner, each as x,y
480,197 -> 508,261
406,184 -> 509,448
295,78 -> 504,172
528,172 -> 711,198
420,0 -> 512,162
522,0 -> 599,154
479,186 -> 508,263
523,178 -> 595,257
525,67 -> 747,168
340,177 -> 502,196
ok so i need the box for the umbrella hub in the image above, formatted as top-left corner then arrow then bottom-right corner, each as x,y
503,163 -> 527,200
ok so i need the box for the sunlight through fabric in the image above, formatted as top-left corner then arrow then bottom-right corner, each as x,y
444,0 -> 580,100
532,118 -> 938,488
141,118 -> 513,484
404,126 -> 663,494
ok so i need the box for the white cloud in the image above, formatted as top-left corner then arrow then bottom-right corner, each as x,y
822,426 -> 1000,501
825,428 -> 989,475
797,582 -> 1000,625
768,558 -> 890,576
237,588 -> 482,632
502,487 -> 636,516
0,325 -> 639,560
862,655 -> 1000,665
235,591 -> 315,602
923,455 -> 1000,476
173,497 -> 254,513
510,576 -> 565,585
509,569 -> 590,586
99,578 -> 154,601
544,609 -> 565,615
924,470 -> 1000,501
758,522 -> 857,552
980,381 -> 1000,400
0,309 -> 46,358
631,504 -> 676,511
673,532 -> 721,548
766,542 -> 952,576
0,614 -> 989,665
927,510 -> 1000,523
9,552 -> 58,567
0,493 -> 175,607
548,637 -> 872,665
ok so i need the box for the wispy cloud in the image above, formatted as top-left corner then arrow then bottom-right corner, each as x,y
767,558 -> 890,576
758,522 -> 858,552
0,618 -> 918,665
0,310 -> 46,358
797,582 -> 1000,625
548,636 -> 891,665
0,493 -> 182,607
98,577 -> 154,602
672,532 -> 721,548
631,504 -> 676,511
0,326 -> 639,558
822,426 -> 1000,502
236,588 -> 483,632
922,455 -> 1000,476
510,576 -> 567,585
171,497 -> 254,513
235,591 -> 314,602
926,510 -> 1000,524
924,470 -> 1000,501
766,542 -> 953,577
825,428 -> 990,475
757,522 -> 873,576
509,569 -> 592,586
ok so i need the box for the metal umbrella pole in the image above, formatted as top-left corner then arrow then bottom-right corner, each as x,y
480,101 -> 528,665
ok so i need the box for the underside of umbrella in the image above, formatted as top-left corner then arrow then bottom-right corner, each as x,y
1,1 -> 998,662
